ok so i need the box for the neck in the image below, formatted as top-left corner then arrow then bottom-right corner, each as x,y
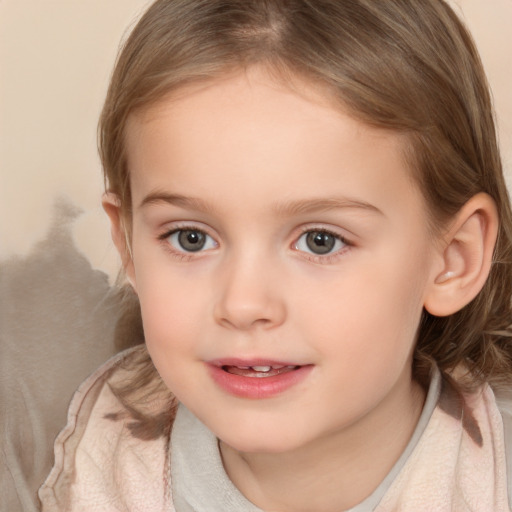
220,377 -> 425,512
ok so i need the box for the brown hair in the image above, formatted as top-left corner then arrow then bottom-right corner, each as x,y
99,0 -> 512,411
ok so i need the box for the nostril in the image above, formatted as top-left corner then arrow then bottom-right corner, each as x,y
217,315 -> 271,330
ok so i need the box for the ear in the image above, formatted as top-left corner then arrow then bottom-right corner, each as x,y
424,193 -> 498,317
102,192 -> 137,290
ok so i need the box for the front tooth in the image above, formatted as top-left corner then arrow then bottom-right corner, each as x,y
251,365 -> 272,372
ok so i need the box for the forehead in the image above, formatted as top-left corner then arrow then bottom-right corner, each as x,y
124,68 -> 424,222
125,67 -> 408,161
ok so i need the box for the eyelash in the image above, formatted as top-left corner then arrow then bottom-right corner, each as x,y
157,225 -> 352,263
158,225 -> 217,261
293,227 -> 351,264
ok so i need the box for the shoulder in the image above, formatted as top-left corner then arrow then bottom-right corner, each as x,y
496,386 -> 512,510
38,346 -> 178,512
454,380 -> 512,510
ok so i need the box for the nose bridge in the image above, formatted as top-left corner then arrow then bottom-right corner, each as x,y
214,244 -> 286,330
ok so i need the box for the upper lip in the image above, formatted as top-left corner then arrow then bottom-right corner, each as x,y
208,358 -> 303,368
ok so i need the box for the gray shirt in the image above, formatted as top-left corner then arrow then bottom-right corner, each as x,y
170,368 -> 441,512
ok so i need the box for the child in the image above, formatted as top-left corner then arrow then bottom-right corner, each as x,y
39,0 -> 512,510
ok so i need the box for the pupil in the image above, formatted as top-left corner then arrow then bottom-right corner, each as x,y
306,231 -> 335,254
178,230 -> 205,252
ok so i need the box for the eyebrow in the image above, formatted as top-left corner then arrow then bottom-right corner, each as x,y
274,197 -> 383,216
139,191 -> 215,213
139,191 -> 383,217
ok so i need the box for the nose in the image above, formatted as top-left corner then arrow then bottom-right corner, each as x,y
213,255 -> 286,331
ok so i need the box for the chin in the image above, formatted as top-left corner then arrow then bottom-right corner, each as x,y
216,426 -> 309,455
194,402 -> 316,454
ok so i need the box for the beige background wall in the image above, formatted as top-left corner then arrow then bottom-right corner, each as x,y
0,0 -> 152,279
1,0 -> 511,278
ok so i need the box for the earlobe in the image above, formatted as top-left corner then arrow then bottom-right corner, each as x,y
102,192 -> 137,290
424,193 -> 498,317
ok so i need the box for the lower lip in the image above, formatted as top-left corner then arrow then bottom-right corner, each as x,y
207,364 -> 313,399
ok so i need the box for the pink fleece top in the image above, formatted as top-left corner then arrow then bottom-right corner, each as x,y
39,346 -> 512,511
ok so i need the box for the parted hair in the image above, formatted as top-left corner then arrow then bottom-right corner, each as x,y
99,0 -> 512,405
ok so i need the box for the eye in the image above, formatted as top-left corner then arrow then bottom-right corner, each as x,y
167,229 -> 217,253
295,230 -> 346,255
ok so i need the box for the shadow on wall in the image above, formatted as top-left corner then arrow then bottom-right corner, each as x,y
0,198 -> 143,512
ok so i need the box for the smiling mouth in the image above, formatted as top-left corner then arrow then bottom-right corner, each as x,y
222,365 -> 300,378
209,362 -> 312,398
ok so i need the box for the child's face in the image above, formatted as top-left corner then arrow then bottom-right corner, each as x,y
123,68 -> 440,453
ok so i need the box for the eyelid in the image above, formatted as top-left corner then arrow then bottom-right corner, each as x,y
291,225 -> 353,263
170,230 -> 217,252
158,222 -> 219,257
157,220 -> 217,239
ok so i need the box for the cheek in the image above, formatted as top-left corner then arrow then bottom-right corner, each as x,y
300,267 -> 426,416
134,263 -> 209,365
299,252 -> 428,366
137,282 -> 209,397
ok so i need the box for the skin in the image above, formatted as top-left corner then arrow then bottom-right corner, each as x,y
105,67 -> 498,511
